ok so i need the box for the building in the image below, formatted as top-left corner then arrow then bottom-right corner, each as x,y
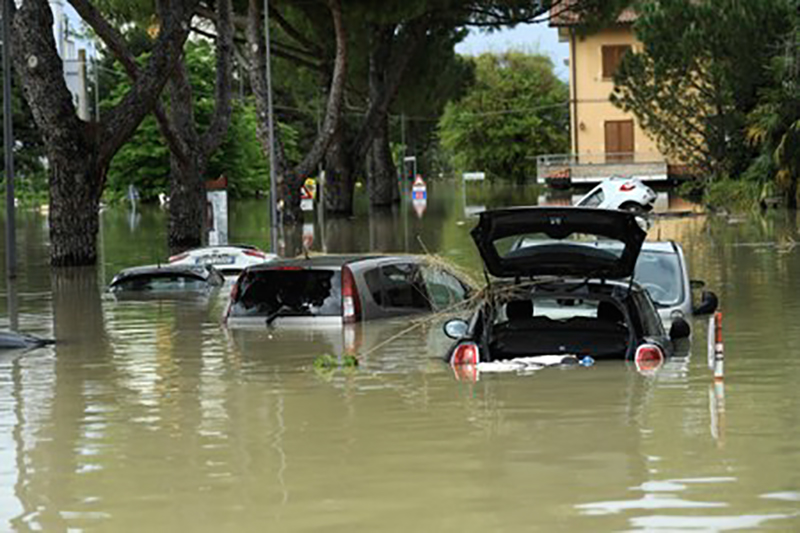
536,1 -> 670,186
50,0 -> 91,120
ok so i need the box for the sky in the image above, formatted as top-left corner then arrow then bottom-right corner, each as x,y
455,23 -> 570,79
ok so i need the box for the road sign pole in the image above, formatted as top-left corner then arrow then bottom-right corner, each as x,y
3,0 -> 17,279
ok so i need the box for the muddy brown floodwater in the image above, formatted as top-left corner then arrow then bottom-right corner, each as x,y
0,182 -> 799,531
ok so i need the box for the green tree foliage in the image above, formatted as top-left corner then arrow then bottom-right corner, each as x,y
103,41 -> 300,201
745,14 -> 800,207
611,0 -> 795,178
0,82 -> 47,202
438,51 -> 569,183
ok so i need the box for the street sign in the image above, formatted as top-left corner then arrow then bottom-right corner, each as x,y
411,175 -> 427,200
463,172 -> 486,181
300,179 -> 315,211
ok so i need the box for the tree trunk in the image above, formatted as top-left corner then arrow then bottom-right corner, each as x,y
323,124 -> 354,216
169,151 -> 207,252
48,154 -> 103,266
166,60 -> 205,252
368,114 -> 397,207
787,177 -> 798,210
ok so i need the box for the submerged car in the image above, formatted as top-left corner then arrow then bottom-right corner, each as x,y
575,176 -> 657,213
444,207 -> 690,368
225,255 -> 475,327
168,245 -> 275,275
511,238 -> 719,328
109,264 -> 225,293
635,242 -> 718,325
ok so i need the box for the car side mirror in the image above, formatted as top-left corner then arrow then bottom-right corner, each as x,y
690,279 -> 706,290
670,317 -> 691,340
693,291 -> 718,315
443,319 -> 469,340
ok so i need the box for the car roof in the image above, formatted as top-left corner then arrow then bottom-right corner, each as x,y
185,244 -> 261,253
641,241 -> 678,253
246,254 -> 393,271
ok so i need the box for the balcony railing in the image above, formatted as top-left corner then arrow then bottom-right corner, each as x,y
536,152 -> 669,184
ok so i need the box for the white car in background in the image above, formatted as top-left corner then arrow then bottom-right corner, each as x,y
576,176 -> 657,213
169,245 -> 276,276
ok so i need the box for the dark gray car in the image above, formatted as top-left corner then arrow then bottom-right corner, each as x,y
109,264 -> 225,293
224,255 -> 475,327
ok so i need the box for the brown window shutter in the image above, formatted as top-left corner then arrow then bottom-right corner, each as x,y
602,45 -> 632,79
605,120 -> 635,163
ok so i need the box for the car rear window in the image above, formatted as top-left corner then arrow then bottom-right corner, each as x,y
230,268 -> 342,318
507,235 -> 625,261
111,274 -> 208,291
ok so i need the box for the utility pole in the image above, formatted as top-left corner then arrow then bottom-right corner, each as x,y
264,0 -> 279,254
3,0 -> 16,279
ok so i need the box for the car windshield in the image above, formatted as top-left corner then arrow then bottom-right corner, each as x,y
634,250 -> 683,306
230,269 -> 342,318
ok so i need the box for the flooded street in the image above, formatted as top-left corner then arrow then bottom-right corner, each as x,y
0,182 -> 799,531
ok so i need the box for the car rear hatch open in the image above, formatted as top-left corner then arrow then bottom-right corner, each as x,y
471,207 -> 647,279
229,266 -> 343,324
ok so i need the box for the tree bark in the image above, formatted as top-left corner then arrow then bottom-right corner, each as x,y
368,114 -> 397,208
366,25 -> 398,208
323,123 -> 354,216
167,60 -> 205,251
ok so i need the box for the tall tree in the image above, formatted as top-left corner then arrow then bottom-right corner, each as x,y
10,0 -> 196,266
72,0 -> 235,252
746,13 -> 800,208
245,0 -> 347,224
439,51 -> 569,183
162,0 -> 234,251
611,0 -> 794,177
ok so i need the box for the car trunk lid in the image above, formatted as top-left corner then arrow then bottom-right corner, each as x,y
470,207 -> 647,279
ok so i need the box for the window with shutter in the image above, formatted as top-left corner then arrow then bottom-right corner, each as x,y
602,45 -> 632,79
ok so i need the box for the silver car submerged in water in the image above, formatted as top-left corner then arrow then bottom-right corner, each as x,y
635,241 -> 718,327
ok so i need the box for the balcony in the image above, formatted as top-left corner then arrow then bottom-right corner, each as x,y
536,152 -> 669,186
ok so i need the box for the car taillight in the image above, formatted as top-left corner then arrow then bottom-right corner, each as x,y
450,343 -> 479,366
243,249 -> 267,259
635,343 -> 664,372
169,252 -> 189,263
341,266 -> 361,323
272,266 -> 303,271
620,182 -> 636,192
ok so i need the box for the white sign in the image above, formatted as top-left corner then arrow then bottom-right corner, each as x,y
463,172 -> 486,181
206,190 -> 228,245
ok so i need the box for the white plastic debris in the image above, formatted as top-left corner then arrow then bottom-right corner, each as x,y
476,355 -> 578,373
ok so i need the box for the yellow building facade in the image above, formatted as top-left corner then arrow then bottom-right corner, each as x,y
538,4 -> 670,185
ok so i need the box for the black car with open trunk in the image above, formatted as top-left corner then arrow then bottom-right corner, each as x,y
444,207 -> 690,370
